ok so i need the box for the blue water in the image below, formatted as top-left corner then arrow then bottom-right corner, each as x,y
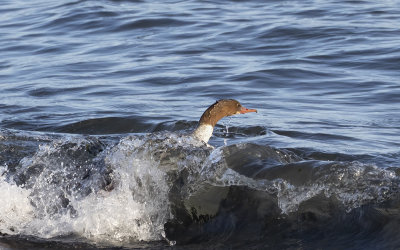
1,0 -> 400,249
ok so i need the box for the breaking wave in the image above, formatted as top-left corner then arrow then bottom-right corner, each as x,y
0,130 -> 399,247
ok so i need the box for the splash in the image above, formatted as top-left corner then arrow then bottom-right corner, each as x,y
196,145 -> 400,215
1,130 -> 400,247
275,162 -> 400,214
0,132 -> 213,245
0,168 -> 34,235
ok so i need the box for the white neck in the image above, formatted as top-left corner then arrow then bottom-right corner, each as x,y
193,124 -> 214,143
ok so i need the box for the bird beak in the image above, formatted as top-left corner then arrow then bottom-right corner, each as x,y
240,106 -> 257,114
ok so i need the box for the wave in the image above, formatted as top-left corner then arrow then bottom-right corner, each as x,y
0,129 -> 399,247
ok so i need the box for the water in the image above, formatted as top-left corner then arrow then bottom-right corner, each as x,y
1,0 -> 400,249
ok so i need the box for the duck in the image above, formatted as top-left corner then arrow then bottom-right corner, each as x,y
193,99 -> 257,144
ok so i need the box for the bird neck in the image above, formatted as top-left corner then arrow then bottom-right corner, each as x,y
193,124 -> 214,143
198,103 -> 230,127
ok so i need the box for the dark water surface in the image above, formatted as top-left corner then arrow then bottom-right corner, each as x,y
1,0 -> 400,249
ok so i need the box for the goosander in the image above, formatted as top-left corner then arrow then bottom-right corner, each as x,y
193,99 -> 257,143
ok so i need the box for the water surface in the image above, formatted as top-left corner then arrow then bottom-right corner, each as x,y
1,0 -> 400,249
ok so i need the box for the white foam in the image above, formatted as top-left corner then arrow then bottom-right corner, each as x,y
74,137 -> 171,243
200,153 -> 400,214
0,170 -> 34,235
275,162 -> 400,214
0,135 -> 175,245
